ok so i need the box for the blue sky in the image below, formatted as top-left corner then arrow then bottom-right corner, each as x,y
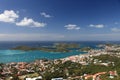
0,0 -> 120,41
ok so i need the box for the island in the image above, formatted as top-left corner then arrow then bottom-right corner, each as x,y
54,43 -> 80,48
11,43 -> 80,53
79,47 -> 92,52
1,43 -> 120,80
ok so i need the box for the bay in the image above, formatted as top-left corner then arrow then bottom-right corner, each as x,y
0,41 -> 119,63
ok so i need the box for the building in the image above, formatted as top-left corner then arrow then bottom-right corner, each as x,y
26,76 -> 42,80
51,77 -> 63,80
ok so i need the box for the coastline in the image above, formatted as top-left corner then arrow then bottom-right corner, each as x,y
0,41 -> 120,63
0,43 -> 120,80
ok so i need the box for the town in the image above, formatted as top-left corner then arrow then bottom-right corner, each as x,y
0,44 -> 120,80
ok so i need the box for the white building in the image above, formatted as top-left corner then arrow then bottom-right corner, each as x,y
26,76 -> 42,80
51,78 -> 63,80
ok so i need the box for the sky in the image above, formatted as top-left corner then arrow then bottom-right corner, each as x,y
0,0 -> 120,41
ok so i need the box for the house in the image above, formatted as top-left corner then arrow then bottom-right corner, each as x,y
26,76 -> 42,80
84,75 -> 93,79
109,71 -> 118,79
51,77 -> 63,80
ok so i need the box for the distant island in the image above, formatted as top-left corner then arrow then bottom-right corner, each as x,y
1,43 -> 120,80
79,47 -> 92,52
11,43 -> 80,53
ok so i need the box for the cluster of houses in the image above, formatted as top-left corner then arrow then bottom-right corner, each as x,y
51,71 -> 118,80
0,60 -> 54,80
0,44 -> 120,80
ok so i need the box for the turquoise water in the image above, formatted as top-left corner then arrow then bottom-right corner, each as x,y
0,41 -> 119,63
0,50 -> 85,63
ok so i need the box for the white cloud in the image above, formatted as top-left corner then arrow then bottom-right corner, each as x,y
16,17 -> 46,27
89,24 -> 104,28
62,33 -> 120,41
115,22 -> 119,24
1,33 -> 120,41
0,10 -> 47,28
0,33 -> 64,41
0,10 -> 19,23
111,27 -> 120,32
40,12 -> 52,18
64,24 -> 80,30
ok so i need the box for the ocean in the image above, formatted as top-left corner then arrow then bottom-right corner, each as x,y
0,41 -> 119,63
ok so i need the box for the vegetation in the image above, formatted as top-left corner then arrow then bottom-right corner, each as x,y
6,44 -> 120,80
11,43 -> 80,53
0,54 -> 120,80
42,61 -> 82,80
93,54 -> 120,75
42,54 -> 120,80
11,45 -> 69,52
54,43 -> 80,48
79,47 -> 92,52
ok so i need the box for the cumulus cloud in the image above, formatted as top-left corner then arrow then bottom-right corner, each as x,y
40,12 -> 52,18
0,10 -> 19,23
64,24 -> 80,30
0,10 -> 47,28
16,17 -> 46,27
111,27 -> 120,32
89,24 -> 104,28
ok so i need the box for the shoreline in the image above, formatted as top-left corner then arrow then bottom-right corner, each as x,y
1,43 -> 120,64
0,44 -> 120,80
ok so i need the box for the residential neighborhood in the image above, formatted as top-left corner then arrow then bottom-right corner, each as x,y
0,44 -> 120,80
